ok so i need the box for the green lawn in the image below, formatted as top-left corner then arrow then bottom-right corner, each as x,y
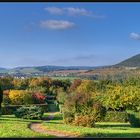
0,114 -> 52,138
2,112 -> 140,138
43,113 -> 140,138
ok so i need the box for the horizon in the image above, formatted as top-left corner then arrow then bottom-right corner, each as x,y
2,64 -> 111,69
1,3 -> 140,67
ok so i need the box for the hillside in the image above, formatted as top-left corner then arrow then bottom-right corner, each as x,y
0,68 -> 8,73
115,54 -> 140,67
0,65 -> 99,76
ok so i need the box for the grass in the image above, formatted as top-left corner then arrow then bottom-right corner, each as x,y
42,112 -> 140,138
2,112 -> 140,138
0,114 -> 53,138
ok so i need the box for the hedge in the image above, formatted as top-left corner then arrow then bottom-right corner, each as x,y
102,111 -> 128,122
1,104 -> 48,115
14,105 -> 44,119
127,110 -> 140,127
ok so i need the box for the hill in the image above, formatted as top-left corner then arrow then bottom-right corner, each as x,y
0,65 -> 100,77
114,54 -> 140,67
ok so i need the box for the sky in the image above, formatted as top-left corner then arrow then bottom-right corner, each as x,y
1,2 -> 140,68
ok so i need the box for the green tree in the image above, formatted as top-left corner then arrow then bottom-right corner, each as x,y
0,86 -> 3,111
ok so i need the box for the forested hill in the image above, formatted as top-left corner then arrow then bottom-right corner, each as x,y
0,65 -> 99,75
114,54 -> 140,67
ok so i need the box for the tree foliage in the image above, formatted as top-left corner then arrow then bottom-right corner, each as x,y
9,90 -> 33,105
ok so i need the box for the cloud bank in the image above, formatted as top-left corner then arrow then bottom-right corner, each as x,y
45,7 -> 104,18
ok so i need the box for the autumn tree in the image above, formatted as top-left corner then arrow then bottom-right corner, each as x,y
102,85 -> 140,111
13,78 -> 29,90
69,79 -> 82,92
0,76 -> 14,90
9,90 -> 33,105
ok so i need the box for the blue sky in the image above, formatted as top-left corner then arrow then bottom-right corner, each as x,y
1,2 -> 140,68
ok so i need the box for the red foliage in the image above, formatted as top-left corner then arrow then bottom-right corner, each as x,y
32,92 -> 46,104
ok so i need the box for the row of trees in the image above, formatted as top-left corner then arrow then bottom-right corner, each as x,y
1,76 -> 140,126
1,76 -> 140,109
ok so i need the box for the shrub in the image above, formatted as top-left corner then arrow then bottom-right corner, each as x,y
127,110 -> 140,127
102,111 -> 128,122
56,89 -> 67,105
90,102 -> 107,122
32,92 -> 46,104
73,115 -> 95,127
1,105 -> 21,115
63,112 -> 74,124
2,106 -> 14,115
9,90 -> 33,105
63,91 -> 106,127
14,105 -> 44,119
2,90 -> 11,105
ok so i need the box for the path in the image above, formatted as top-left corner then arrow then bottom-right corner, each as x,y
29,112 -> 79,138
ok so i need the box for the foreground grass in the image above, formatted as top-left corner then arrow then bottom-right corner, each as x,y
42,113 -> 140,138
0,114 -> 52,138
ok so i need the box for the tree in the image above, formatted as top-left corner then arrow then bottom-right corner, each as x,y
13,78 -> 29,90
9,90 -> 33,105
101,85 -> 140,111
76,80 -> 96,94
69,79 -> 82,92
0,76 -> 14,90
0,86 -> 3,111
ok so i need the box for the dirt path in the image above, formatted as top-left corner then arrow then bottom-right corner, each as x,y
29,112 -> 79,138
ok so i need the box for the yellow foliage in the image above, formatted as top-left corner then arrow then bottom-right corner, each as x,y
9,90 -> 33,105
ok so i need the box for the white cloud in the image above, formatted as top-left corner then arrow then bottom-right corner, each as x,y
64,7 -> 91,17
40,20 -> 75,30
130,32 -> 140,40
45,7 -> 104,18
44,7 -> 64,15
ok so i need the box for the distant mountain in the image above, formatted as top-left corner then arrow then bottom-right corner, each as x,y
0,65 -> 101,76
0,68 -> 8,73
12,65 -> 97,72
115,54 -> 140,67
0,68 -> 7,70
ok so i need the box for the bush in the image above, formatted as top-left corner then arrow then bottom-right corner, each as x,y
32,92 -> 46,104
14,105 -> 44,119
73,115 -> 95,127
102,111 -> 128,122
63,101 -> 106,127
127,110 -> 140,127
90,102 -> 106,122
63,91 -> 106,127
63,112 -> 74,124
1,105 -> 21,115
2,94 -> 11,105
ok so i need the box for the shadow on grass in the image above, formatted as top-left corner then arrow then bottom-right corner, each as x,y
0,118 -> 42,123
95,123 -> 130,128
1,115 -> 15,118
45,121 -> 63,124
83,132 -> 140,138
52,116 -> 63,120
